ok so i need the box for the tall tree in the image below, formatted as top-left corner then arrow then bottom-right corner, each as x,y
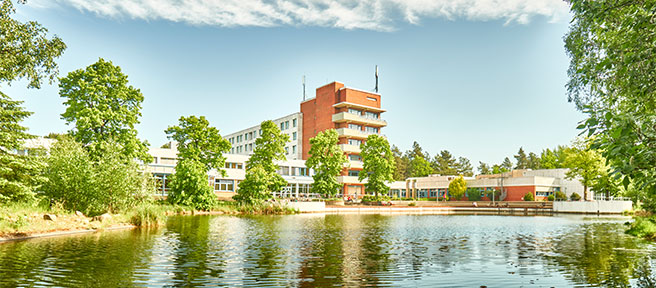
0,0 -> 66,89
432,150 -> 457,175
235,120 -> 289,203
306,129 -> 348,198
455,157 -> 473,177
514,147 -> 529,169
408,156 -> 433,177
501,157 -> 513,172
565,0 -> 656,200
563,140 -> 606,201
59,58 -> 150,162
478,162 -> 491,175
359,135 -> 395,197
409,141 -> 428,160
527,152 -> 541,170
391,145 -> 409,180
165,115 -> 230,171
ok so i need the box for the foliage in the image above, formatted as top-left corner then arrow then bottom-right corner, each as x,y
0,93 -> 44,203
359,134 -> 395,197
514,147 -> 529,169
570,192 -> 582,201
234,166 -> 283,205
547,195 -> 555,201
523,192 -> 534,201
455,157 -> 473,177
501,157 -> 513,172
448,176 -> 467,200
527,152 -> 541,170
235,120 -> 289,204
43,137 -> 152,216
408,156 -> 433,177
391,145 -> 409,180
59,58 -> 151,162
165,115 -> 230,172
626,217 -> 656,241
361,195 -> 391,202
466,188 -> 481,201
168,158 -> 216,211
565,0 -> 656,209
563,139 -> 607,201
306,129 -> 347,197
555,191 -> 567,201
0,0 -> 66,89
432,150 -> 457,175
129,203 -> 165,227
539,146 -> 569,169
478,162 -> 491,175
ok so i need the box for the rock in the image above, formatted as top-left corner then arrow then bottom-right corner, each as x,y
43,214 -> 57,221
92,213 -> 112,222
75,211 -> 85,217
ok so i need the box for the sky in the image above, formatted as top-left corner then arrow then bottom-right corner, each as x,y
5,0 -> 582,168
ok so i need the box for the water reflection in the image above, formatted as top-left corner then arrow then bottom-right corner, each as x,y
1,214 -> 655,287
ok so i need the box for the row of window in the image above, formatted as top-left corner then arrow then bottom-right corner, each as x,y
225,162 -> 243,169
280,118 -> 298,131
347,108 -> 380,120
229,118 -> 298,145
347,123 -> 379,134
277,166 -> 310,176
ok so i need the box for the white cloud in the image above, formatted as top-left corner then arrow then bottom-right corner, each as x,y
30,0 -> 569,30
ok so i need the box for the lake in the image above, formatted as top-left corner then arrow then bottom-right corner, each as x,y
1,214 -> 655,287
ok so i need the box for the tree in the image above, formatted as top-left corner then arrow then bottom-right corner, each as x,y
478,162 -> 491,175
391,145 -> 409,180
455,157 -> 473,177
359,134 -> 394,197
0,0 -> 66,89
514,147 -> 529,169
165,115 -> 230,172
466,188 -> 481,201
167,158 -> 215,210
448,176 -> 467,200
235,120 -> 289,203
527,152 -> 541,170
408,156 -> 433,177
492,164 -> 508,174
0,94 -> 44,203
501,157 -> 513,172
59,58 -> 150,162
409,141 -> 428,160
563,140 -> 606,201
565,0 -> 656,203
432,150 -> 457,175
305,129 -> 347,198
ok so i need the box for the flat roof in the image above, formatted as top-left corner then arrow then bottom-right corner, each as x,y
333,102 -> 386,112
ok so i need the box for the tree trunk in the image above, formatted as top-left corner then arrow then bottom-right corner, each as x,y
584,185 -> 588,201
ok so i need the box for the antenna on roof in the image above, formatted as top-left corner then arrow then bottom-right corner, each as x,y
302,75 -> 306,101
374,65 -> 379,93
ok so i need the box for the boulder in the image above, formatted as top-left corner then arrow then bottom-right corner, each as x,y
75,211 -> 85,217
92,213 -> 112,222
43,214 -> 57,221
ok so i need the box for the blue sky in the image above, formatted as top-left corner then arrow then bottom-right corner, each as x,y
5,0 -> 581,168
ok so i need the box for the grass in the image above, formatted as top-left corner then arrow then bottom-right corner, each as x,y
626,216 -> 656,241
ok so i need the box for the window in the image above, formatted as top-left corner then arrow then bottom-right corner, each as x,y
419,189 -> 428,198
348,139 -> 362,146
214,179 -> 234,192
278,166 -> 290,175
348,124 -> 362,130
298,167 -> 310,176
348,170 -> 360,176
292,132 -> 297,140
293,119 -> 297,127
292,145 -> 296,154
367,97 -> 377,101
280,122 -> 285,130
244,133 -> 248,141
349,154 -> 362,161
365,126 -> 378,133
429,189 -> 437,198
348,108 -> 361,115
248,143 -> 253,151
285,121 -> 289,129
160,157 -> 176,165
285,147 -> 289,154
364,111 -> 379,119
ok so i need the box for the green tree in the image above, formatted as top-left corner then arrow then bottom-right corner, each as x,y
565,0 -> 656,203
165,115 -> 230,172
167,158 -> 215,210
523,192 -> 534,201
466,188 -> 481,201
359,134 -> 395,197
0,0 -> 66,89
391,145 -> 409,180
527,152 -> 541,170
478,162 -> 492,175
432,150 -> 457,175
408,156 -> 433,177
501,157 -> 513,172
306,129 -> 347,198
235,120 -> 289,203
514,147 -> 529,169
455,157 -> 473,177
59,58 -> 150,162
491,164 -> 508,174
448,176 -> 467,200
563,140 -> 606,201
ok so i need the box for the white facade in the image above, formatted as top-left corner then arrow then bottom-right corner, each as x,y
224,112 -> 303,160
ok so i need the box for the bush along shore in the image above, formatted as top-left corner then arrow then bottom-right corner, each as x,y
0,200 -> 297,240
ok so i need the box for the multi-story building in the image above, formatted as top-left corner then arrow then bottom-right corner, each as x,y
224,112 -> 303,160
301,81 -> 387,196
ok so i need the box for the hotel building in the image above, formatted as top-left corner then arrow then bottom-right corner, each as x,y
224,112 -> 303,160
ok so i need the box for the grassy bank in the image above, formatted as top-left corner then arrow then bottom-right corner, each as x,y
626,215 -> 656,241
0,200 -> 297,239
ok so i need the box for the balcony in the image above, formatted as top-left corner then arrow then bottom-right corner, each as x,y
333,102 -> 386,113
339,144 -> 361,153
332,112 -> 387,127
336,128 -> 379,140
337,176 -> 367,184
348,160 -> 363,169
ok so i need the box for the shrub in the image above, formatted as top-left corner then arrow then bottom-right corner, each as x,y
129,204 -> 165,227
466,188 -> 481,201
570,192 -> 582,201
626,217 -> 656,240
547,195 -> 555,201
408,202 -> 416,207
362,195 -> 391,202
523,192 -> 535,201
168,158 -> 216,211
555,191 -> 567,201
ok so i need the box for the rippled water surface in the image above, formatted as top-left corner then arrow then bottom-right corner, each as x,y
1,214 -> 656,287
